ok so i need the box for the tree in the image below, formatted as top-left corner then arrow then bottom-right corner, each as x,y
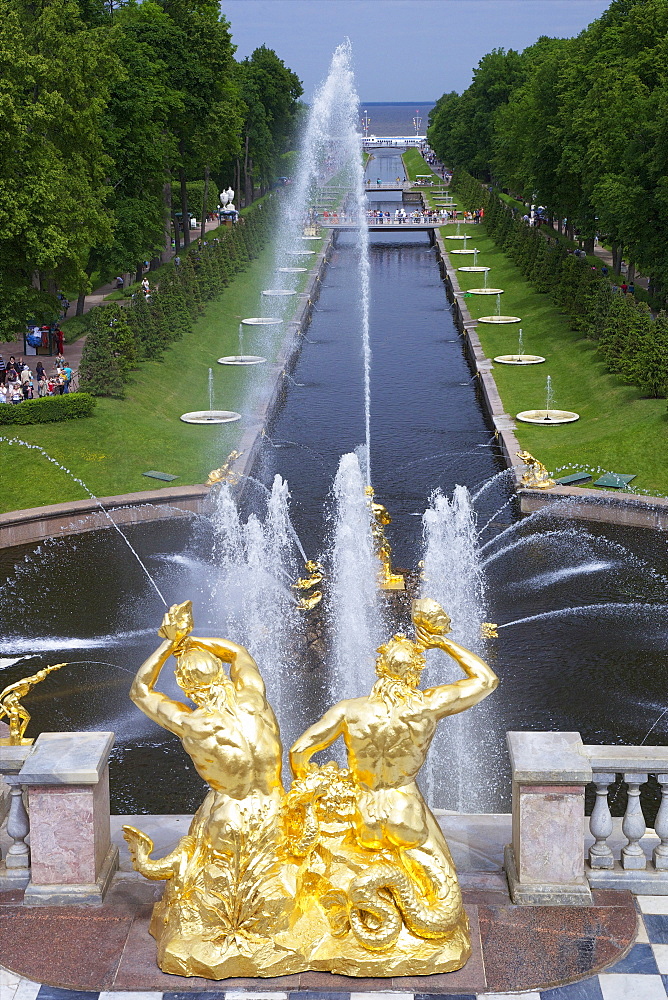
79,303 -> 136,396
0,0 -> 120,336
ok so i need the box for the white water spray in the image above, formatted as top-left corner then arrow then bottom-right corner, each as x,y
328,452 -> 384,700
420,485 -> 494,811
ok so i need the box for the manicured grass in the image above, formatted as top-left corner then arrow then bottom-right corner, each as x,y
0,234 -> 324,513
402,148 -> 442,184
446,223 -> 668,494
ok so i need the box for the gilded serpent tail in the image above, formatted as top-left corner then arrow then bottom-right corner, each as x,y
346,861 -> 464,951
123,825 -> 196,881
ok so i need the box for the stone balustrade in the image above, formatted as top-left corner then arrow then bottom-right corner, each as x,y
507,732 -> 668,902
584,744 -> 668,893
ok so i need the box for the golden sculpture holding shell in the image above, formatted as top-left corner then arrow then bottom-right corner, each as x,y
124,599 -> 498,979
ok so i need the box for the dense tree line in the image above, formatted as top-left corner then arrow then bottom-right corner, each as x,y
428,0 -> 668,299
455,170 -> 668,398
79,197 -> 277,397
0,0 -> 303,337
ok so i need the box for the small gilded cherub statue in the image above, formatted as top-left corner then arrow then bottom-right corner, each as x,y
365,486 -> 405,590
517,450 -> 556,490
0,663 -> 67,745
205,450 -> 243,487
292,559 -> 324,610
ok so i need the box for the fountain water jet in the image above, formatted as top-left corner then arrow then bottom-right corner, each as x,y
517,375 -> 579,423
328,453 -> 385,701
0,436 -> 167,605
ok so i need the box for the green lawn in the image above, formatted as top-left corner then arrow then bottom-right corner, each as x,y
402,148 -> 442,185
446,224 -> 668,495
0,235 -> 324,513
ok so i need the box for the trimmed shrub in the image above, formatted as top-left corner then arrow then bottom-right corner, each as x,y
0,392 -> 96,425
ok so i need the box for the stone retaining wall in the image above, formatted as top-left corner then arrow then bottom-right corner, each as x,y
431,230 -> 668,528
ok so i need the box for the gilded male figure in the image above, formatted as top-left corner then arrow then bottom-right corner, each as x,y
126,601 -> 284,857
290,598 -> 498,937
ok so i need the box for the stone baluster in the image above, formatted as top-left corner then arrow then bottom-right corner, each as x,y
0,743 -> 33,888
653,774 -> 668,871
621,771 -> 648,870
588,771 -> 615,869
3,776 -> 30,877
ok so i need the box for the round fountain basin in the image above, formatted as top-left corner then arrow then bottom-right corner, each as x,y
218,356 -> 267,366
242,317 -> 282,326
262,289 -> 296,297
450,249 -> 477,255
278,268 -> 308,273
458,266 -> 490,273
445,234 -> 471,240
467,288 -> 504,295
478,315 -> 522,324
494,355 -> 546,365
180,410 -> 241,424
516,409 -> 580,424
301,236 -> 321,241
287,250 -> 316,256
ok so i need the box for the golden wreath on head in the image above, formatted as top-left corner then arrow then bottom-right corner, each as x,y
375,633 -> 426,678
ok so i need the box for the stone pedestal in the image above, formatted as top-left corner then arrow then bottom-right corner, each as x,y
19,732 -> 118,905
505,731 -> 592,905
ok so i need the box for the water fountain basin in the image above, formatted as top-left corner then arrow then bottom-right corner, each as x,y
180,410 -> 241,424
450,248 -> 478,255
217,356 -> 267,366
262,289 -> 297,296
467,288 -> 504,295
445,234 -> 471,240
458,266 -> 490,273
278,267 -> 308,273
494,355 -> 546,365
516,409 -> 580,424
478,315 -> 522,323
242,317 -> 282,325
287,250 -> 316,256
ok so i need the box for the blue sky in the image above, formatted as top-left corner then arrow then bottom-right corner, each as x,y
223,0 -> 611,101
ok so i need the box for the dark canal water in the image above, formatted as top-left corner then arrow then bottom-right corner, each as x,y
1,189 -> 667,816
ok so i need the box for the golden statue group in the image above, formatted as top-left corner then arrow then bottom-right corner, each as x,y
124,599 -> 498,979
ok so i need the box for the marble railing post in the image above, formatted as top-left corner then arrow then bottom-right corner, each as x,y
0,743 -> 33,889
505,731 -> 592,905
653,774 -> 668,871
588,772 -> 615,869
18,732 -> 118,905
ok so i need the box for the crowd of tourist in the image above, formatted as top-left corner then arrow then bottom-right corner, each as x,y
0,355 -> 73,403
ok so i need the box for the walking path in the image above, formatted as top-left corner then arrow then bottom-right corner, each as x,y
0,219 -> 223,366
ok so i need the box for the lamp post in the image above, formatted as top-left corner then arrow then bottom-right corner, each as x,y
361,110 -> 371,138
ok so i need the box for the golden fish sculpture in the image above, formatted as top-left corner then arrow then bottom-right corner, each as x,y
124,599 -> 499,978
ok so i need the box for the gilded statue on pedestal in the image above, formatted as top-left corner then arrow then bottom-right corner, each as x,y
517,450 -> 556,490
0,663 -> 67,746
125,599 -> 498,979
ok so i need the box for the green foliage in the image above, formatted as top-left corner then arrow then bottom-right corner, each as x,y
0,393 -> 96,425
455,168 -> 667,398
79,302 -> 136,397
432,3 -> 668,300
0,0 -> 301,335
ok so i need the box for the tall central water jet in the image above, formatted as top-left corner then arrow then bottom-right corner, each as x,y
277,40 -> 371,482
328,453 -> 385,700
421,486 -> 496,811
